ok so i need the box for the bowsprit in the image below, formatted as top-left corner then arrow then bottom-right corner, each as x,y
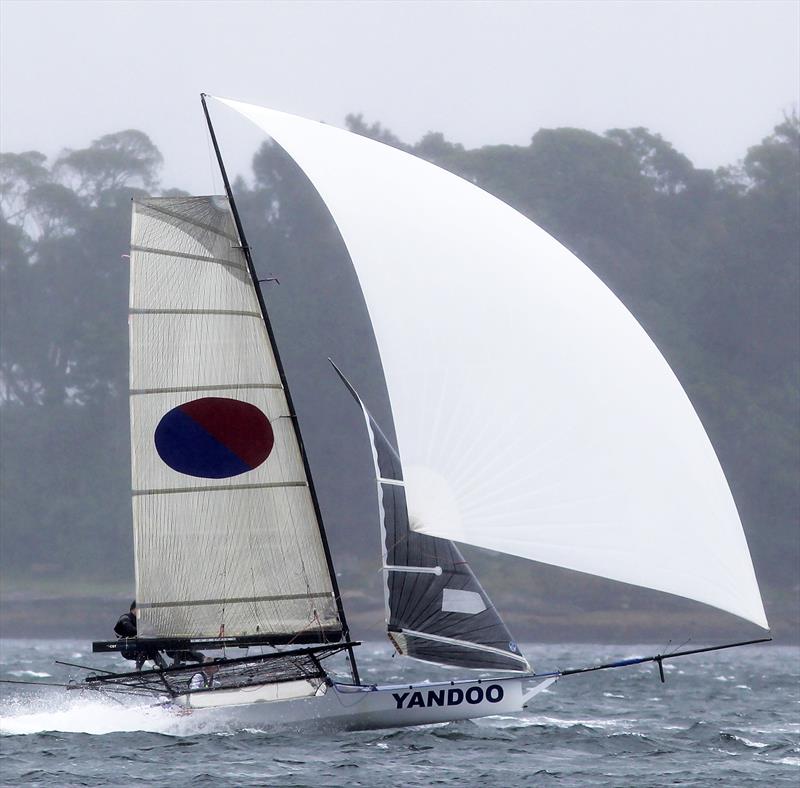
392,683 -> 504,709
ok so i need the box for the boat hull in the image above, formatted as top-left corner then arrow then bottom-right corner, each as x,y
174,675 -> 556,731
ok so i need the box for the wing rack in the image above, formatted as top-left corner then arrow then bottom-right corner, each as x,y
80,643 -> 357,698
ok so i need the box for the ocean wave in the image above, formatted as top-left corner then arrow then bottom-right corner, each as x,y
1,641 -> 797,783
720,732 -> 769,749
512,714 -> 632,730
747,724 -> 800,735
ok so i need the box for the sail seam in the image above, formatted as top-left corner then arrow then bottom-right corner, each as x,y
398,628 -> 531,667
131,244 -> 247,270
130,383 -> 282,395
133,481 -> 307,496
139,592 -> 332,609
135,199 -> 239,242
129,308 -> 262,317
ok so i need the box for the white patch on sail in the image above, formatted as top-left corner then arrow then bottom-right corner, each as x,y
442,589 -> 487,615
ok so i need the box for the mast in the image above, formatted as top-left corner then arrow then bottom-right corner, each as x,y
200,94 -> 359,684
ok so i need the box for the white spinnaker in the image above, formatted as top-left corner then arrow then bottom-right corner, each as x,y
215,97 -> 768,630
129,197 -> 340,639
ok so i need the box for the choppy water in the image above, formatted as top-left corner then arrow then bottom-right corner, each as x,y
1,639 -> 797,786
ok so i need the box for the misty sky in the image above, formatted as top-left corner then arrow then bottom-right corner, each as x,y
1,0 -> 798,194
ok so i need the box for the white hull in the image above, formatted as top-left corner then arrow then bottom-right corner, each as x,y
172,675 -> 556,731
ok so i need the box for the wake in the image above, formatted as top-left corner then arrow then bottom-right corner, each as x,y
0,691 -> 225,737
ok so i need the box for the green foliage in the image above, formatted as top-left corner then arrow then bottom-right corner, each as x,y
56,130 -> 163,206
0,399 -> 131,584
0,131 -> 162,586
0,131 -> 162,408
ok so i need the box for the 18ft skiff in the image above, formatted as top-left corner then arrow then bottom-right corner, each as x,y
78,94 -> 769,729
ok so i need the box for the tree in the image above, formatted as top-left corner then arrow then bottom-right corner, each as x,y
0,131 -> 163,406
606,127 -> 695,195
0,117 -> 797,636
56,130 -> 163,207
1,131 -> 164,585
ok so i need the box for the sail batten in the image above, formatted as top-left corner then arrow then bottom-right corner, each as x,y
131,383 -> 283,396
217,96 -> 768,630
133,481 -> 308,496
392,629 -> 531,668
129,196 -> 342,641
385,565 -> 443,575
130,245 -> 249,269
138,591 -> 334,608
130,308 -> 262,317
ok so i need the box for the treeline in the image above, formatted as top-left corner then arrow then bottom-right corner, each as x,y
1,115 -> 797,630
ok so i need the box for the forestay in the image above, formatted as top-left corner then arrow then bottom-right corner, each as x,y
332,363 -> 530,673
129,196 -> 341,641
216,97 -> 768,630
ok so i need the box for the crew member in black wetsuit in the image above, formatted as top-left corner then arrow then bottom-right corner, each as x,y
114,601 -> 167,670
113,601 -> 138,639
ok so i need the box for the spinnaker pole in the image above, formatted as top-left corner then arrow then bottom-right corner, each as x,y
535,637 -> 773,683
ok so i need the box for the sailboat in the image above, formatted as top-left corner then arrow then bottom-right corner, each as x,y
77,94 -> 769,730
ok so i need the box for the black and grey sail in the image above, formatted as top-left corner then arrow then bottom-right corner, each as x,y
128,196 -> 342,644
331,362 -> 530,673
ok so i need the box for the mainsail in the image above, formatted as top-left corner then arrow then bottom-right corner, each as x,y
332,363 -> 530,673
215,96 -> 768,631
129,196 -> 342,642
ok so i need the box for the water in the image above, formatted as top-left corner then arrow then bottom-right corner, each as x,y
1,640 -> 797,786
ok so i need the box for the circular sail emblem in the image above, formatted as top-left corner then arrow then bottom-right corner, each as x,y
155,397 -> 274,479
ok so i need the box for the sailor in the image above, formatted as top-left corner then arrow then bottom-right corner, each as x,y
113,600 -> 167,670
189,657 -> 221,690
113,600 -> 138,639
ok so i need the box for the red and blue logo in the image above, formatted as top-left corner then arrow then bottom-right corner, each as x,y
154,397 -> 274,479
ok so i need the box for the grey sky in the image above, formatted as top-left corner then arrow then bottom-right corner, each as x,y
1,0 -> 798,194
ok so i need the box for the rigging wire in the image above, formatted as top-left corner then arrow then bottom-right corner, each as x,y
668,636 -> 693,656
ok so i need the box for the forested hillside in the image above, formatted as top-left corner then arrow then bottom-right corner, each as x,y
1,115 -> 797,639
